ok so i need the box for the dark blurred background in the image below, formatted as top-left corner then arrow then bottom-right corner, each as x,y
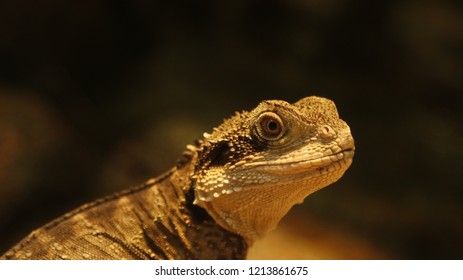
0,0 -> 462,259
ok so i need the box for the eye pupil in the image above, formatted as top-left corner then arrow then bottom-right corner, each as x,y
267,120 -> 278,131
262,118 -> 280,136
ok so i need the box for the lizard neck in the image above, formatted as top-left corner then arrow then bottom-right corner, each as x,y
158,155 -> 248,259
195,182 -> 315,245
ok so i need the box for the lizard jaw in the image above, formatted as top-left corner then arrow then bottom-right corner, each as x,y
193,147 -> 354,203
247,148 -> 355,176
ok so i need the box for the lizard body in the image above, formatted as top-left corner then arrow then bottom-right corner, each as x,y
1,96 -> 354,259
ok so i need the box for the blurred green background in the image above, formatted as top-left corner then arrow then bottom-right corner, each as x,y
0,1 -> 462,259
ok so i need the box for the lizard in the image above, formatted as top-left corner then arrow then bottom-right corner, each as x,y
1,96 -> 355,260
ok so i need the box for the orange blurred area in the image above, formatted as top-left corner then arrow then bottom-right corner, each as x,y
248,210 -> 388,260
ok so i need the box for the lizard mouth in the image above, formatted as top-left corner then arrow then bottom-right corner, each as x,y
245,147 -> 355,176
314,148 -> 354,173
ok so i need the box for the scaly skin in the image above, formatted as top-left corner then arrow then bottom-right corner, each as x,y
1,96 -> 354,259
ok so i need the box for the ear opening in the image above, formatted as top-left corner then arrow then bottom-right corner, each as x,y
207,141 -> 232,167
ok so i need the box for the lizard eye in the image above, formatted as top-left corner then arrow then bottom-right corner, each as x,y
256,112 -> 285,141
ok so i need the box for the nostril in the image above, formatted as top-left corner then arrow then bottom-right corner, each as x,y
319,125 -> 336,140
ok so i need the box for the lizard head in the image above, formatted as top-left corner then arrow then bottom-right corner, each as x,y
192,96 -> 355,244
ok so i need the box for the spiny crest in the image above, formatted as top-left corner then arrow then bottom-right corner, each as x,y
208,110 -> 251,140
193,110 -> 258,168
178,110 -> 252,169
